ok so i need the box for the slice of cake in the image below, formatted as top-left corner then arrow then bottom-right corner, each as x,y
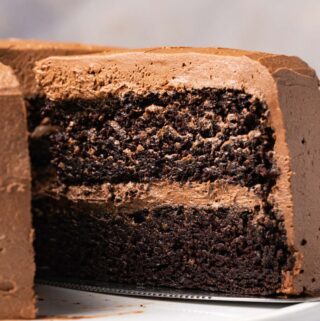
33,48 -> 320,296
0,62 -> 34,319
0,39 -> 115,319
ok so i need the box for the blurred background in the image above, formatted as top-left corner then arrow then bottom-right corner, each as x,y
0,0 -> 319,74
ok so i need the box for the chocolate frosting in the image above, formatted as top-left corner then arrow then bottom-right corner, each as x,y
0,62 -> 35,318
0,38 -> 117,97
35,178 -> 262,215
35,47 -> 320,295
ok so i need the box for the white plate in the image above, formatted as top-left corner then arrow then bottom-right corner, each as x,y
36,285 -> 320,321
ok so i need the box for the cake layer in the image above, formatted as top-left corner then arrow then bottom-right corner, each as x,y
35,88 -> 279,198
34,193 -> 293,295
33,174 -> 293,295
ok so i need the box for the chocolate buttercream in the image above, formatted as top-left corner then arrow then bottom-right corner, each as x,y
34,178 -> 262,214
0,62 -> 35,319
0,38 -> 119,97
35,47 -> 320,295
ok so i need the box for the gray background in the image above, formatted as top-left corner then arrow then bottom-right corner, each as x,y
1,0 -> 319,74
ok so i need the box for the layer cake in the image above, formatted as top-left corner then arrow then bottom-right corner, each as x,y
33,48 -> 320,296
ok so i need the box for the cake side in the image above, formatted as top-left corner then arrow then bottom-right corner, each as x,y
272,68 -> 320,294
0,63 -> 35,319
34,48 -> 319,295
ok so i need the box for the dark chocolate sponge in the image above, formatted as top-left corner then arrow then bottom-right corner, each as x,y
38,88 -> 278,193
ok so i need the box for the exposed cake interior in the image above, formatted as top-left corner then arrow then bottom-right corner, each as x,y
34,89 -> 278,192
29,87 -> 294,295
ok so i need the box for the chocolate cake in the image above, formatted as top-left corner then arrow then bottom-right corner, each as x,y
32,48 -> 320,296
0,62 -> 34,319
0,39 -> 114,319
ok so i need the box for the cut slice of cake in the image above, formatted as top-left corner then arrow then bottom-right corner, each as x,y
0,62 -> 34,319
0,39 -> 116,319
34,48 -> 320,296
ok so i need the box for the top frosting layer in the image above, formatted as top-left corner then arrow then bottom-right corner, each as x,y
34,47 -> 317,101
0,38 -> 117,97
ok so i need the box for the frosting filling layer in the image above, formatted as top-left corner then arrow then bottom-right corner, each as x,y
33,176 -> 263,212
